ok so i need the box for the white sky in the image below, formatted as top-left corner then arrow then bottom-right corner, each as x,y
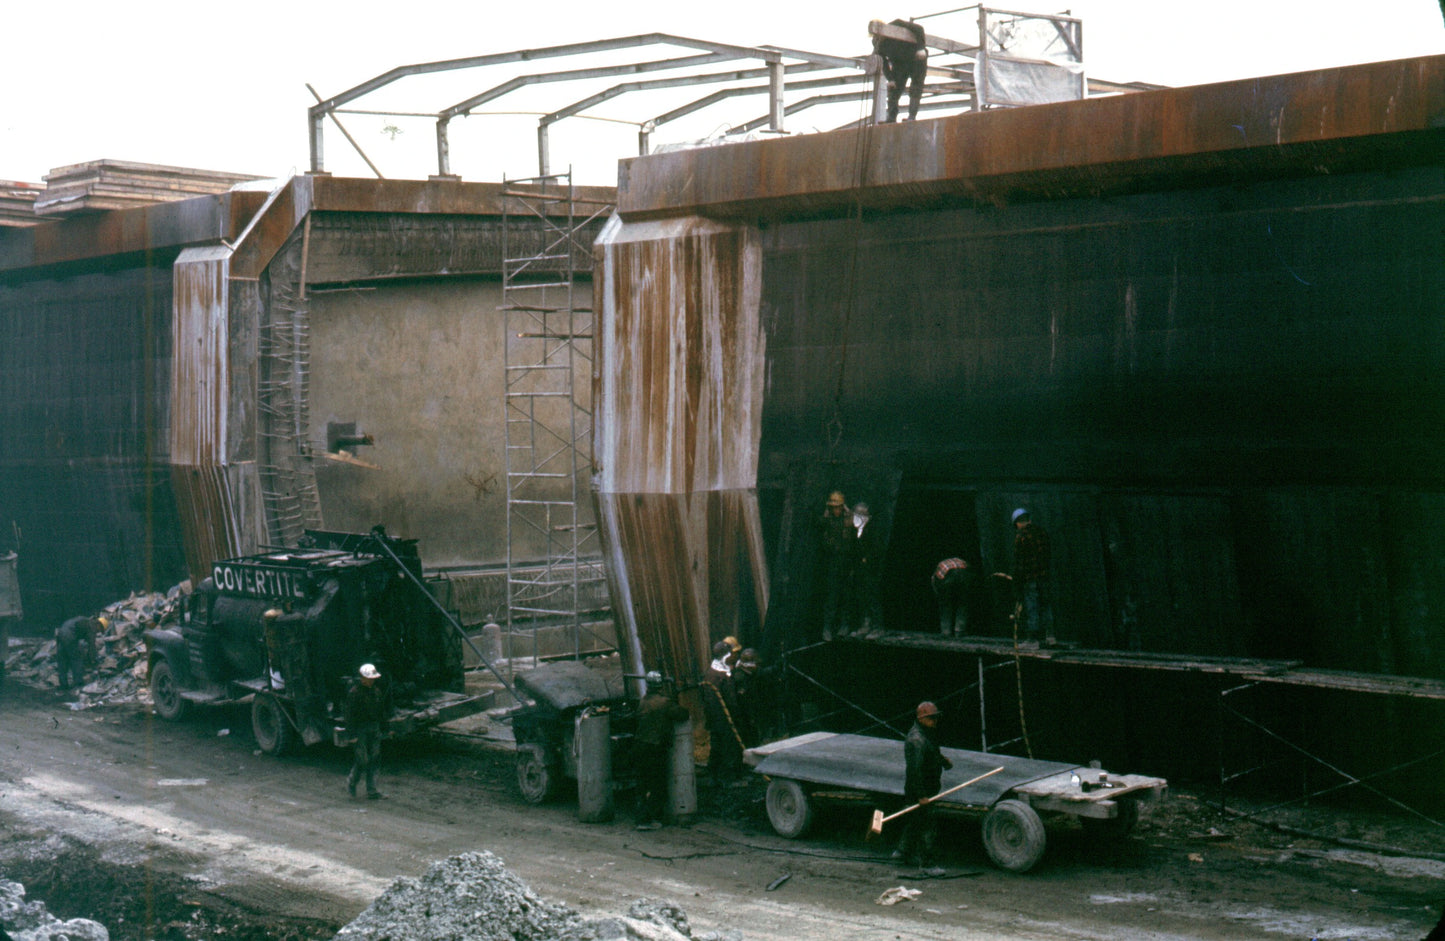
3,0 -> 1442,187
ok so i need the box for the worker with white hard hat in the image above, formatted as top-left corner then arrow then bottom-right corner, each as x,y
345,662 -> 388,799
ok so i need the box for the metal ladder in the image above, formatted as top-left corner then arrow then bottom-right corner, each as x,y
500,170 -> 613,662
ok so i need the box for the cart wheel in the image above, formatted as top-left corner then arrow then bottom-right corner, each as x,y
765,778 -> 814,839
1081,797 -> 1139,840
252,693 -> 292,756
516,746 -> 559,804
149,660 -> 189,721
983,799 -> 1047,872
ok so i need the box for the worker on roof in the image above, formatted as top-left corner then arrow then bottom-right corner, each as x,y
873,18 -> 928,123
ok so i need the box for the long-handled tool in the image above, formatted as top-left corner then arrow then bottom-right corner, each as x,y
866,766 -> 1005,839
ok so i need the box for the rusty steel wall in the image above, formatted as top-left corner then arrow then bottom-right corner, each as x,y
615,56 -> 1445,223
594,215 -> 768,686
754,163 -> 1445,680
0,264 -> 188,626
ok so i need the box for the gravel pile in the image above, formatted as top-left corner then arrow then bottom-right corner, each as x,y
0,880 -> 109,941
3,583 -> 189,707
335,851 -> 742,941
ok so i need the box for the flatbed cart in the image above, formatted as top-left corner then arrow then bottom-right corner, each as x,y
745,731 -> 1167,872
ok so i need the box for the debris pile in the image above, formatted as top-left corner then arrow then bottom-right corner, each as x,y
336,851 -> 742,941
3,583 -> 190,707
0,879 -> 109,941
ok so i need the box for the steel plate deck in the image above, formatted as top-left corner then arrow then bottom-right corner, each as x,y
748,732 -> 1080,809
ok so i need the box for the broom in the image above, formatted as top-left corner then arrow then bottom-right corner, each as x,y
866,766 -> 1005,838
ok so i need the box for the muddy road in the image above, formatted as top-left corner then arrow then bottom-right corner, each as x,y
0,678 -> 1440,941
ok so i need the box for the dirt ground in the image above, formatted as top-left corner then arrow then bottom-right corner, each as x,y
0,676 -> 1441,941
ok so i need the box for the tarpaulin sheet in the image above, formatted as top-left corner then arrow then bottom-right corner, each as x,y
751,732 -> 1078,808
516,659 -> 626,711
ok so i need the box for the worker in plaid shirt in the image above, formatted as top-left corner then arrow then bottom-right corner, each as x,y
1011,508 -> 1055,647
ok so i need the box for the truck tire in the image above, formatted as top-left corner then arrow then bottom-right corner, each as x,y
516,745 -> 559,804
765,778 -> 814,839
983,799 -> 1047,872
149,660 -> 189,721
252,694 -> 293,756
1081,797 -> 1140,841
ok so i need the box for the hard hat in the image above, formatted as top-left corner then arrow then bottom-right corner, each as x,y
359,663 -> 380,679
96,616 -> 110,631
916,701 -> 941,719
827,490 -> 846,507
1011,508 -> 1029,524
723,635 -> 741,652
645,670 -> 663,683
713,641 -> 732,658
263,608 -> 283,621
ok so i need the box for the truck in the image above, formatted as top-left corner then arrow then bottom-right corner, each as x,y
144,527 -> 491,755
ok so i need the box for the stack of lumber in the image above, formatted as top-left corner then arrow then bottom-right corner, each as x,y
0,180 -> 45,226
33,159 -> 263,216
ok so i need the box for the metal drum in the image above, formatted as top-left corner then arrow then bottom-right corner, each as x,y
669,718 -> 697,823
575,708 -> 614,823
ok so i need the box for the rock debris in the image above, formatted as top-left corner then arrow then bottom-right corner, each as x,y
334,851 -> 741,941
0,880 -> 109,941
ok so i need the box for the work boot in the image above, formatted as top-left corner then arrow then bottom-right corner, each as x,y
366,790 -> 385,800
347,779 -> 357,798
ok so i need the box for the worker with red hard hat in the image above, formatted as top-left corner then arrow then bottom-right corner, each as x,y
895,700 -> 953,870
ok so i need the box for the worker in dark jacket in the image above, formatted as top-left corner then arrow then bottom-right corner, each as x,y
633,672 -> 690,830
850,502 -> 882,635
1011,508 -> 1055,647
344,663 -> 388,799
817,490 -> 857,640
701,641 -> 745,783
874,18 -> 928,122
931,557 -> 976,636
55,615 -> 105,690
897,701 -> 953,868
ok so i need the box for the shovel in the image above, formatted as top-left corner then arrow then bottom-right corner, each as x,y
866,766 -> 1005,839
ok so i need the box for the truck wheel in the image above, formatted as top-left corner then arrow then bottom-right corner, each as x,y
1081,798 -> 1140,841
149,660 -> 189,721
516,746 -> 559,804
765,778 -> 814,839
252,694 -> 292,756
983,799 -> 1047,872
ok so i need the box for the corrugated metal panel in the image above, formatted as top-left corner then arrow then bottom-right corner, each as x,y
594,216 -> 764,494
594,214 -> 768,683
596,489 -> 766,688
171,246 -> 243,581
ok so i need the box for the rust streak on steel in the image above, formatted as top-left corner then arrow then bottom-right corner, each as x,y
594,216 -> 769,683
0,177 -> 618,276
615,56 -> 1445,222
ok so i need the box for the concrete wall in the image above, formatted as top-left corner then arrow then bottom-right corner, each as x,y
310,277 -> 513,567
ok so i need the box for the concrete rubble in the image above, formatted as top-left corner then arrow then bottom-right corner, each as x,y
336,851 -> 742,941
2,583 -> 188,707
0,880 -> 109,941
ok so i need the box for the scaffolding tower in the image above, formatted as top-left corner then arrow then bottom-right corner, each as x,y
500,171 -> 613,662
